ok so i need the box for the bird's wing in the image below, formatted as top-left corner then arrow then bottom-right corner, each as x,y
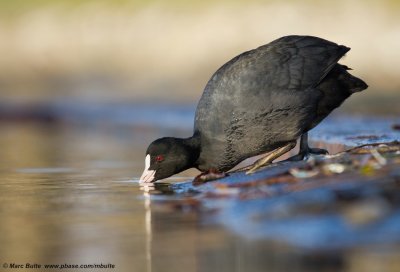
193,36 -> 349,157
204,35 -> 350,93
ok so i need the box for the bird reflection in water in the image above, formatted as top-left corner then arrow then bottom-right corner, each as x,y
140,183 -> 154,272
138,182 -> 174,272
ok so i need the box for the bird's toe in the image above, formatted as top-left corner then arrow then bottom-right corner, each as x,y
193,169 -> 226,185
309,147 -> 329,155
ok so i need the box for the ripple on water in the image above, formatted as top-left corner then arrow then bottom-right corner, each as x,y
16,167 -> 76,174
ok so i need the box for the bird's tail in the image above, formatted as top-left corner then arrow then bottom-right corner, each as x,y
339,65 -> 368,93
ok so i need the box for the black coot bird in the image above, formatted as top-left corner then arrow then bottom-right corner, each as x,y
140,35 -> 367,183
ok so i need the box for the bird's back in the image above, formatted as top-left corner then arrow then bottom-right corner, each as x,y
194,35 -> 359,171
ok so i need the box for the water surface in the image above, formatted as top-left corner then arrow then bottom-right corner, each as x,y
1,104 -> 399,272
0,122 -> 246,272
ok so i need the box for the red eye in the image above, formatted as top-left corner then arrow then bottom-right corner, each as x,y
155,155 -> 164,162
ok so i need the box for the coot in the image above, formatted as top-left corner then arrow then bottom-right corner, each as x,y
140,35 -> 367,183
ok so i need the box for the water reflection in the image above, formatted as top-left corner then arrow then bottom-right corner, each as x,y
1,120 -> 399,272
140,184 -> 153,272
0,123 -> 232,271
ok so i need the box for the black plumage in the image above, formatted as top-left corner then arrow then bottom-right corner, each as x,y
139,35 -> 367,183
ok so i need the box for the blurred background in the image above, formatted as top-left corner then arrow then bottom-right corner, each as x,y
0,0 -> 399,113
1,1 -> 400,271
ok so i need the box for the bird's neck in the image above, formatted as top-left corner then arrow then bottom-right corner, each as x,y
180,133 -> 201,167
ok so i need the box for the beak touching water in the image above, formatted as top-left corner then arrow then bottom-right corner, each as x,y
139,154 -> 156,183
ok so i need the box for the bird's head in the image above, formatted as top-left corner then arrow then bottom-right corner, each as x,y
139,137 -> 198,183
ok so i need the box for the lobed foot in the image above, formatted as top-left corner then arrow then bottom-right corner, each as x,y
193,168 -> 226,185
309,147 -> 329,155
286,147 -> 328,161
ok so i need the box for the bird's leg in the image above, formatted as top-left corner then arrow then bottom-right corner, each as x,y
193,168 -> 226,185
246,141 -> 297,174
286,132 -> 328,161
